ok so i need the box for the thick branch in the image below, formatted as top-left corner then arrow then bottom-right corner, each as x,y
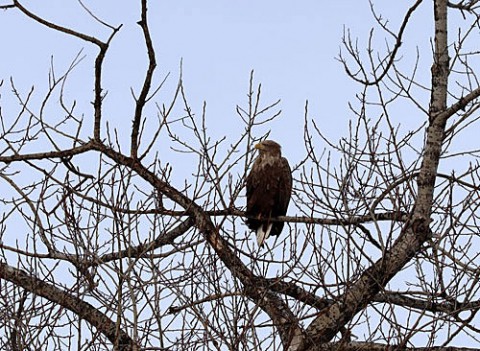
295,1 -> 451,349
437,85 -> 480,122
92,140 -> 304,348
0,262 -> 137,351
93,27 -> 122,141
374,292 -> 480,315
130,0 -> 157,158
0,142 -> 94,163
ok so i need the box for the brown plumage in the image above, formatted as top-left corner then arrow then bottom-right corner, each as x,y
245,140 -> 292,246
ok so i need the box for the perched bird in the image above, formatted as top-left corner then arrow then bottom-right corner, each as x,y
245,140 -> 292,246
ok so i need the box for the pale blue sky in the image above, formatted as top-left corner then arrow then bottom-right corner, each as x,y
0,1 -> 434,163
2,1 -> 480,348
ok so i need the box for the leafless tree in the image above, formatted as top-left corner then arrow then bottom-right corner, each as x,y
1,0 -> 480,350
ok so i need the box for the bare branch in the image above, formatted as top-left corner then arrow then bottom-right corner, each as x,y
130,0 -> 157,158
0,262 -> 138,350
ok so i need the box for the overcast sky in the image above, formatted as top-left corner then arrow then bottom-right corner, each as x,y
0,1 -> 437,165
3,1 -> 480,347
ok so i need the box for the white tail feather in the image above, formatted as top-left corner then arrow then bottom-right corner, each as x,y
256,223 -> 273,247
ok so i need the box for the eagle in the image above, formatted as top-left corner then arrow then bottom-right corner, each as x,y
246,140 -> 292,246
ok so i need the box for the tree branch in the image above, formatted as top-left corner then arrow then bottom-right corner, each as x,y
0,262 -> 138,350
96,216 -> 194,265
130,0 -> 157,158
92,140 -> 304,348
310,342 -> 480,351
341,0 -> 424,85
295,1 -> 451,349
12,0 -> 105,47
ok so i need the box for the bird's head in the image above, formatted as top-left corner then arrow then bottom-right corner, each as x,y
255,140 -> 282,157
